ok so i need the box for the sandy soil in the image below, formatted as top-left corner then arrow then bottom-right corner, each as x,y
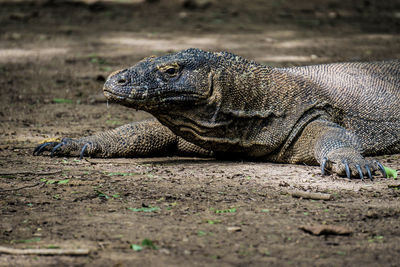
1,0 -> 400,266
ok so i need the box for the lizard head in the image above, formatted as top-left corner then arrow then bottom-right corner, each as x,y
103,48 -> 215,112
103,48 -> 277,154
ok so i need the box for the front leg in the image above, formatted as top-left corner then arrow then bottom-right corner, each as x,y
286,120 -> 386,179
34,119 -> 212,158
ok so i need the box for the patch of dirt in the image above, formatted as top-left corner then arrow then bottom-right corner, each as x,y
1,0 -> 400,266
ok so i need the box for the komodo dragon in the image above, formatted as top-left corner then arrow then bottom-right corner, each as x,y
34,48 -> 400,179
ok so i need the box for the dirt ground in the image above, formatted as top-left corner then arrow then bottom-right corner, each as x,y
1,0 -> 400,266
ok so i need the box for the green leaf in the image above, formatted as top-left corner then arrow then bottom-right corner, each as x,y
47,245 -> 60,249
45,179 -> 69,185
131,244 -> 143,251
0,175 -> 14,179
141,239 -> 157,250
95,190 -> 110,199
90,56 -> 106,65
215,208 -> 236,214
52,98 -> 73,104
13,237 -> 41,243
368,235 -> 384,243
197,231 -> 207,236
100,66 -> 112,72
383,166 -> 397,179
108,172 -> 125,176
206,219 -> 221,224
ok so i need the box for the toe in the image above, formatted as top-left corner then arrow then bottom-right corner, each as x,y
34,142 -> 58,156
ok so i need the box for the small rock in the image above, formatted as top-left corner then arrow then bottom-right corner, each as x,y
227,226 -> 242,232
328,11 -> 338,19
264,37 -> 276,43
159,248 -> 170,254
279,181 -> 290,187
179,11 -> 188,20
365,211 -> 379,219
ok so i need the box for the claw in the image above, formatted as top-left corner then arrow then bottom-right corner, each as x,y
33,142 -> 56,156
321,157 -> 328,176
365,165 -> 373,180
33,143 -> 48,155
51,143 -> 64,157
376,161 -> 387,178
356,165 -> 364,180
80,143 -> 90,160
343,160 -> 351,179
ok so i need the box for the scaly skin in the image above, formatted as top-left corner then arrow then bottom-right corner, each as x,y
35,48 -> 400,179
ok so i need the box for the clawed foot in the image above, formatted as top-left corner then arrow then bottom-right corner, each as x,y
33,138 -> 93,159
320,148 -> 386,180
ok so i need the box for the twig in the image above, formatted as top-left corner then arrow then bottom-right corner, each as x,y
0,182 -> 41,192
0,170 -> 62,176
290,190 -> 332,200
0,246 -> 89,256
299,225 -> 352,236
83,158 -> 133,164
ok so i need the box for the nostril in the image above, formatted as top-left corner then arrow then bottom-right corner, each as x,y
117,78 -> 127,85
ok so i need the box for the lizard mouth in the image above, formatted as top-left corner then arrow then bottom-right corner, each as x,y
103,87 -> 206,109
103,90 -> 125,101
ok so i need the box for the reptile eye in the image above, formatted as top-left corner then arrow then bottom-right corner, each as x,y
165,67 -> 177,75
117,78 -> 128,85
